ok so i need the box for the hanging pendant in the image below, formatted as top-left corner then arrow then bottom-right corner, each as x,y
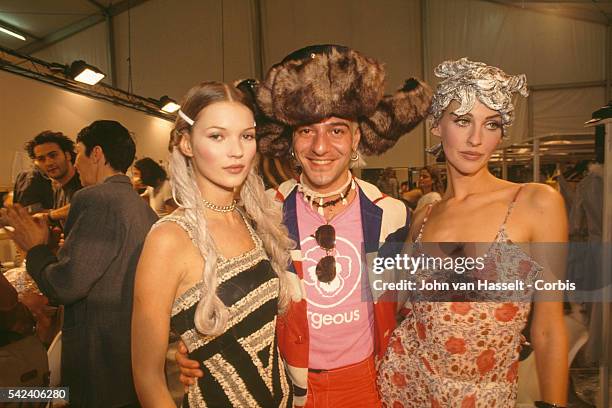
318,206 -> 324,216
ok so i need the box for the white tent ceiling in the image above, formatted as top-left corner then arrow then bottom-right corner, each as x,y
0,0 -> 610,52
0,0 -> 609,168
0,1 -> 124,50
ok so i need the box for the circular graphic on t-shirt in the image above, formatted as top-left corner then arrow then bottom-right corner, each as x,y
301,235 -> 363,309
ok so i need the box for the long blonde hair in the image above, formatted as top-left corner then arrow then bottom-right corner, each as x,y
169,81 -> 292,336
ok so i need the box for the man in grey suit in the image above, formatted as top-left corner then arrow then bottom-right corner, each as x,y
1,120 -> 158,407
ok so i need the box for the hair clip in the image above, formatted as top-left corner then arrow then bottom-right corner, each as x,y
178,110 -> 194,126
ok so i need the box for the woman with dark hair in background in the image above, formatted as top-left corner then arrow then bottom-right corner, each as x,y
132,157 -> 177,217
415,165 -> 444,211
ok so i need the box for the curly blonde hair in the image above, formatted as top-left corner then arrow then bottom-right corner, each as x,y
169,81 -> 292,336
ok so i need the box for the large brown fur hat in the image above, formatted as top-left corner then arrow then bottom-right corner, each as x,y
253,44 -> 432,158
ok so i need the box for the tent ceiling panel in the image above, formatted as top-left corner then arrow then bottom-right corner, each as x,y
1,1 -> 609,53
0,1 -> 98,44
0,0 -> 144,52
428,0 -> 607,86
489,1 -> 612,25
532,86 -> 606,137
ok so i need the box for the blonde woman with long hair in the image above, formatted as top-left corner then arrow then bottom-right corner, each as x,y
131,81 -> 293,407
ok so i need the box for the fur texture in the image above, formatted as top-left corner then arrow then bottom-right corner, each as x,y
359,79 -> 433,155
255,45 -> 432,157
257,46 -> 384,126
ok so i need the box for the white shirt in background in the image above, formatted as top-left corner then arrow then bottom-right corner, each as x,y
415,191 -> 442,211
144,180 -> 173,217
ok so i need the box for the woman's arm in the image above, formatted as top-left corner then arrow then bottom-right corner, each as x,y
526,184 -> 569,406
396,207 -> 429,312
132,223 -> 190,408
531,302 -> 568,405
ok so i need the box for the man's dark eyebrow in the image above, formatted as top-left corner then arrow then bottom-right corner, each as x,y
296,122 -> 350,130
325,122 -> 350,128
35,151 -> 59,158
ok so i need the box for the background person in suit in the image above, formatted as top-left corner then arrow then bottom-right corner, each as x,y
1,120 -> 158,407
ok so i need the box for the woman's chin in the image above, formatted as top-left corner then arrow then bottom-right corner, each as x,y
447,158 -> 488,177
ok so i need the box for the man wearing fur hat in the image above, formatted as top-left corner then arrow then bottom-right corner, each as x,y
177,44 -> 431,407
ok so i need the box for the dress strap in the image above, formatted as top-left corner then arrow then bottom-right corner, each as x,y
153,212 -> 198,246
415,203 -> 435,242
500,184 -> 524,229
234,207 -> 262,250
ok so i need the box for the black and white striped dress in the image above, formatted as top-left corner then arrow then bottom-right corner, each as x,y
159,212 -> 291,408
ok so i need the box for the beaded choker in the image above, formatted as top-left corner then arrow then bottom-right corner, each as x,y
201,197 -> 236,213
311,182 -> 353,208
298,172 -> 356,216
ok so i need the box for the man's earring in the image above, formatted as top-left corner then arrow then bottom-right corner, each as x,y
350,150 -> 359,161
289,148 -> 301,169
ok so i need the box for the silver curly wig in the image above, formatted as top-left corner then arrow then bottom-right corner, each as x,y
429,58 -> 529,134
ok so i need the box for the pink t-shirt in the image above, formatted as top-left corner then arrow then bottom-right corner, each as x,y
296,190 -> 375,370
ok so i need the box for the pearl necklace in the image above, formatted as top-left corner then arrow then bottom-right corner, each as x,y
201,197 -> 236,213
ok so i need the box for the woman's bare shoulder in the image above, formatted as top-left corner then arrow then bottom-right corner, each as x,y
520,182 -> 564,211
145,220 -> 199,257
517,183 -> 567,241
139,220 -> 203,289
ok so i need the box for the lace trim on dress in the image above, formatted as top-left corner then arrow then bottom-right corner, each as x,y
180,278 -> 279,351
171,249 -> 269,317
153,210 -> 268,317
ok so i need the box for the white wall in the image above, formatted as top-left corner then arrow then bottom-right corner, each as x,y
111,0 -> 259,100
426,0 -> 606,86
0,69 -> 174,190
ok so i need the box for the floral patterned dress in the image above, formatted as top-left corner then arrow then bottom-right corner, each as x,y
377,186 -> 542,407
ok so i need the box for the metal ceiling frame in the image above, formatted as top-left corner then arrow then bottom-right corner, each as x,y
0,45 -> 173,122
16,0 -> 149,87
0,16 -> 41,41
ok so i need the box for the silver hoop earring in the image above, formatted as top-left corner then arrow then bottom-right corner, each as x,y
350,150 -> 359,161
289,148 -> 302,168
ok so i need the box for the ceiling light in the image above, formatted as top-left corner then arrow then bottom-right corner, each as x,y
68,60 -> 105,85
0,26 -> 26,41
159,96 -> 180,113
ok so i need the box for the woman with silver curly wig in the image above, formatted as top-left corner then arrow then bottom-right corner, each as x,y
378,59 -> 569,408
132,82 -> 293,407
